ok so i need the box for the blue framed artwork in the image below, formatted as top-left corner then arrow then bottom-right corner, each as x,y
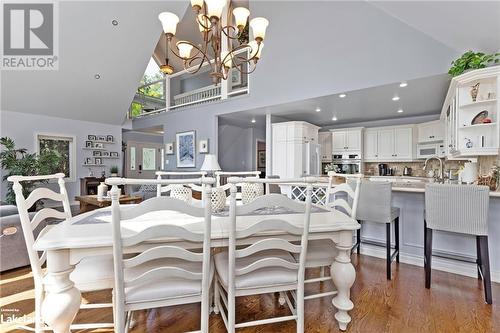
176,130 -> 196,168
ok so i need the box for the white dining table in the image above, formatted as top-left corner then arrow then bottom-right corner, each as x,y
34,205 -> 360,332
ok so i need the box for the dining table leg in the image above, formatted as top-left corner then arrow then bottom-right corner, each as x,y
41,249 -> 82,333
330,230 -> 357,331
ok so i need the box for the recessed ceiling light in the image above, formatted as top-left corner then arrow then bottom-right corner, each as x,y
315,107 -> 321,112
392,96 -> 400,101
332,116 -> 338,121
112,20 -> 119,26
339,93 -> 346,98
94,74 -> 101,79
251,118 -> 256,123
397,109 -> 404,113
399,82 -> 408,88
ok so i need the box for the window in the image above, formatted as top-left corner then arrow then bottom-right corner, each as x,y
142,148 -> 156,171
130,146 -> 136,171
36,134 -> 76,182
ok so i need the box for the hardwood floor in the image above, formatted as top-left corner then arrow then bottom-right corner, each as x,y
1,255 -> 498,332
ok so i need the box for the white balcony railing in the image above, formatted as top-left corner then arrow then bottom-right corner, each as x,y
171,85 -> 222,110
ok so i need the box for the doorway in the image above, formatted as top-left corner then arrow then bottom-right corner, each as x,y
255,139 -> 266,175
125,141 -> 164,179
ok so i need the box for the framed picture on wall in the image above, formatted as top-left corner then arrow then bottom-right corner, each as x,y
106,135 -> 114,142
102,151 -> 110,157
166,142 -> 174,155
85,141 -> 92,148
231,66 -> 242,86
88,135 -> 96,141
199,139 -> 208,154
258,150 -> 266,168
97,135 -> 106,141
95,157 -> 102,165
93,151 -> 102,157
85,157 -> 92,165
110,152 -> 119,157
176,131 -> 195,168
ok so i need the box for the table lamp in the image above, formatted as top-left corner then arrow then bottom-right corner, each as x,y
200,154 -> 221,177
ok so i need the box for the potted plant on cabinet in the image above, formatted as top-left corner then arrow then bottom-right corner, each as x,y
448,50 -> 500,77
110,165 -> 119,177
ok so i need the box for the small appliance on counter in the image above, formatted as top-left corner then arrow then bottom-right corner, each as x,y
403,166 -> 412,176
378,163 -> 388,176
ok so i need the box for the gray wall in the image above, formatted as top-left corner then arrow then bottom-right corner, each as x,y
122,130 -> 164,144
0,110 -> 123,203
133,1 -> 457,170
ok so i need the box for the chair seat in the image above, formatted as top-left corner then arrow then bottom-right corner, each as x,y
70,255 -> 114,292
293,240 -> 338,268
124,258 -> 214,304
215,250 -> 297,290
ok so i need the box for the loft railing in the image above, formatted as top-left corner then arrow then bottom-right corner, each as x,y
129,48 -> 250,119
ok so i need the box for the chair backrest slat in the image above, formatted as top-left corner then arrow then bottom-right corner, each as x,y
326,172 -> 362,219
124,266 -> 203,289
425,183 -> 489,235
124,245 -> 203,268
236,257 -> 299,276
236,238 -> 302,258
236,219 -> 303,239
122,224 -> 204,247
7,173 -> 71,286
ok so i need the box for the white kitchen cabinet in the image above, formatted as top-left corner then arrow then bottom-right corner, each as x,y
417,120 -> 444,143
272,121 -> 320,178
364,130 -> 378,160
377,128 -> 395,159
318,132 -> 332,162
331,128 -> 364,153
364,125 -> 416,161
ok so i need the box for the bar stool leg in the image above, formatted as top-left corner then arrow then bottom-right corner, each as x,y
478,236 -> 492,304
476,236 -> 482,280
386,223 -> 391,280
424,222 -> 433,289
356,223 -> 361,254
395,217 -> 400,263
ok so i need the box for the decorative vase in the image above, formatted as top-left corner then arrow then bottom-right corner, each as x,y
241,182 -> 264,204
111,173 -> 118,177
97,182 -> 107,200
170,185 -> 192,203
470,83 -> 480,102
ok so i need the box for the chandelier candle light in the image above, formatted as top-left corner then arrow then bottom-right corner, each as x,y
158,0 -> 268,84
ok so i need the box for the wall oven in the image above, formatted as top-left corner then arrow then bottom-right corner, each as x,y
417,142 -> 446,159
331,153 -> 362,174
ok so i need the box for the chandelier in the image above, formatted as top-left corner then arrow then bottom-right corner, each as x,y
158,0 -> 268,84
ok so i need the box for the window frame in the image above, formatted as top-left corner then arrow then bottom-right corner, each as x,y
35,132 -> 77,183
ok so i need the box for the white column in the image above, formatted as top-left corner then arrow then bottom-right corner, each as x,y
265,114 -> 272,175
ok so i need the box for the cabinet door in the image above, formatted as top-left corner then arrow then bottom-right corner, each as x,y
272,140 -> 287,177
430,121 -> 444,142
377,129 -> 394,159
394,127 -> 413,159
364,130 -> 378,160
319,132 -> 332,162
332,131 -> 347,152
346,130 -> 361,150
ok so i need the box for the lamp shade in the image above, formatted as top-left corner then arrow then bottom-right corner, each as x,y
233,7 -> 250,29
158,12 -> 179,36
201,154 -> 221,171
250,17 -> 269,41
177,42 -> 193,59
206,0 -> 226,19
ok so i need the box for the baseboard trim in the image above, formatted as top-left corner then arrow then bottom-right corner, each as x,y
359,243 -> 500,283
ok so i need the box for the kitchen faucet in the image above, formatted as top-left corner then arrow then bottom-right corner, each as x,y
423,156 -> 444,183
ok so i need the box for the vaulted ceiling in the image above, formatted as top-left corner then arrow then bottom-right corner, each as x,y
2,1 -> 499,126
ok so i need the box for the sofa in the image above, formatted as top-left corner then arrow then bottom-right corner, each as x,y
0,202 -> 44,272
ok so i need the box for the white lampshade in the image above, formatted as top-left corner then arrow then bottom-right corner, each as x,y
233,7 -> 250,29
249,40 -> 263,59
191,0 -> 204,9
177,42 -> 193,59
197,14 -> 210,32
201,154 -> 221,171
158,12 -> 179,36
206,0 -> 226,19
250,17 -> 269,41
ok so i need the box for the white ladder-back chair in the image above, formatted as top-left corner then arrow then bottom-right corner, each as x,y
106,177 -> 215,333
214,177 -> 314,333
296,172 -> 362,301
8,173 -> 114,332
155,171 -> 207,201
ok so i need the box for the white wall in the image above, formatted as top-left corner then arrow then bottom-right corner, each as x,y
0,110 -> 122,203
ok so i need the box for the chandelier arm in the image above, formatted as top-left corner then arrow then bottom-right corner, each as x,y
196,13 -> 212,31
221,25 -> 240,40
169,40 -> 213,74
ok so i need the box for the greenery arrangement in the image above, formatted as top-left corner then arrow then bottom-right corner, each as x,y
0,137 -> 61,205
110,165 -> 119,175
448,50 -> 500,77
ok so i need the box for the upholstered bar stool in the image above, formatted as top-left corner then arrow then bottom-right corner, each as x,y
424,183 -> 492,304
352,181 -> 400,280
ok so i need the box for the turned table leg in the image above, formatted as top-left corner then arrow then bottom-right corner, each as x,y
331,230 -> 357,331
42,249 -> 81,333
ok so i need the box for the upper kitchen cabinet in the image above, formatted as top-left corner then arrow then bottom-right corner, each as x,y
441,67 -> 500,157
318,132 -> 332,162
330,128 -> 363,153
417,120 -> 444,143
364,125 -> 416,162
